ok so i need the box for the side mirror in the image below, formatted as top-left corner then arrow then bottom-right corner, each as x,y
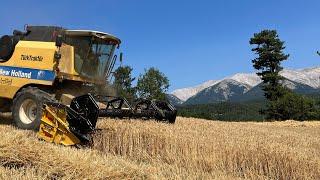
55,35 -> 63,47
120,52 -> 123,63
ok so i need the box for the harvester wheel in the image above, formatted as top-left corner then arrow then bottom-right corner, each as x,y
12,87 -> 54,130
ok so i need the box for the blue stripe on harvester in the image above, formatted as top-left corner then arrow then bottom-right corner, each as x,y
0,66 -> 55,81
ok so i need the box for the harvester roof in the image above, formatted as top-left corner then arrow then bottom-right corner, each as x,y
22,26 -> 121,44
65,30 -> 121,44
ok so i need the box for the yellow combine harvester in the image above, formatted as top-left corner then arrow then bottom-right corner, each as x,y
0,25 -> 176,146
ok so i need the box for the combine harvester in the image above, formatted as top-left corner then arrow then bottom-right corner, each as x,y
0,25 -> 177,146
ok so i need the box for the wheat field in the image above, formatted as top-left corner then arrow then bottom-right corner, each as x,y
0,117 -> 320,179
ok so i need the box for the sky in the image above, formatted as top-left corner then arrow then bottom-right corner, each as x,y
1,0 -> 320,91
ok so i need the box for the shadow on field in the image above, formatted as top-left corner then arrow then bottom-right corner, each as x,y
0,112 -> 13,125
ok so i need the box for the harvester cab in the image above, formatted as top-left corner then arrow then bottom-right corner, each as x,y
0,25 -> 177,146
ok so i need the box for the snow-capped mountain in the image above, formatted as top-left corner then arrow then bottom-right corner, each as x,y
227,73 -> 262,87
172,74 -> 261,102
171,80 -> 219,101
280,67 -> 320,88
185,79 -> 252,105
171,67 -> 320,103
238,78 -> 320,103
172,73 -> 262,102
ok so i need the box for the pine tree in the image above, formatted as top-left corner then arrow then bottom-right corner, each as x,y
250,30 -> 290,119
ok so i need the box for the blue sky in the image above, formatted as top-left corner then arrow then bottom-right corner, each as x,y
1,0 -> 320,91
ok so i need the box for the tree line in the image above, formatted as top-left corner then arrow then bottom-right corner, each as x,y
177,101 -> 266,121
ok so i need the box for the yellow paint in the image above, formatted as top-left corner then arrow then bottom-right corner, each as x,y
5,41 -> 57,70
0,41 -> 57,98
0,76 -> 52,98
38,105 -> 81,146
58,44 -> 78,76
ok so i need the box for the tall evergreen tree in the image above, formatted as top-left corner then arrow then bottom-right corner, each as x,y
250,30 -> 290,119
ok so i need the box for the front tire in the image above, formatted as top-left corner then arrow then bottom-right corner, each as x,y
12,87 -> 53,130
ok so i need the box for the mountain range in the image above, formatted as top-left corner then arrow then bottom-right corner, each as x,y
169,67 -> 320,105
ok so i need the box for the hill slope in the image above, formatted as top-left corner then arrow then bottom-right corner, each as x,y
166,94 -> 184,105
1,117 -> 320,179
237,79 -> 320,102
172,80 -> 218,101
185,79 -> 251,105
184,78 -> 320,105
